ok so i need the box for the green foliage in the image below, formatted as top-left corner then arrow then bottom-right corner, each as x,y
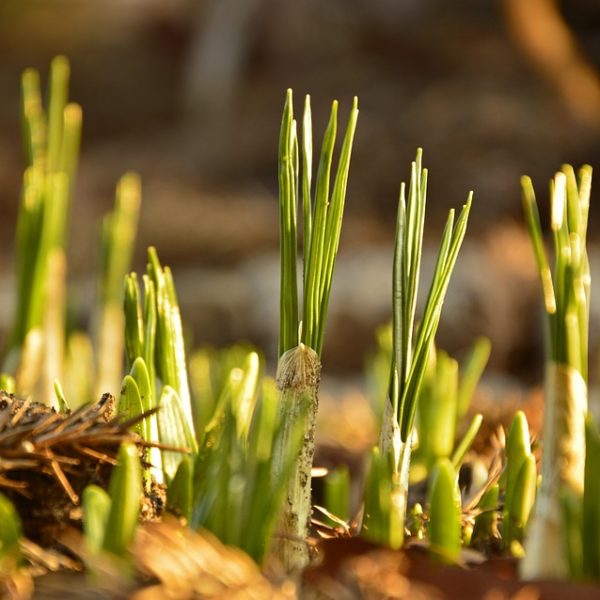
324,465 -> 351,524
506,454 -> 536,548
451,414 -> 483,470
0,374 -> 15,394
147,248 -> 194,435
190,360 -> 306,564
521,166 -> 591,376
0,493 -> 22,575
582,415 -> 600,579
278,90 -> 359,357
411,339 -> 487,479
503,410 -> 534,546
456,337 -> 491,421
384,149 -> 472,440
157,385 -> 198,483
364,151 -> 473,554
521,165 -> 591,580
7,56 -> 82,405
189,344 -> 256,442
103,443 -> 142,557
96,173 -> 141,397
428,458 -> 462,563
168,456 -> 193,521
414,348 -> 459,474
82,485 -> 111,556
363,446 -> 402,548
83,444 -> 142,561
123,250 -> 198,483
365,323 -> 393,426
471,484 -> 500,548
275,90 -> 358,571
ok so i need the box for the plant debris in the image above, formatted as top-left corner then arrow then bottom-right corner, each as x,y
0,391 -> 164,545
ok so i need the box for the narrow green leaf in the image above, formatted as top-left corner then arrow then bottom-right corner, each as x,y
103,443 -> 141,557
324,465 -> 350,523
471,484 -> 499,548
232,351 -> 260,441
118,375 -> 145,438
0,493 -> 22,572
451,413 -> 483,470
53,379 -> 69,414
417,350 -> 458,470
123,273 -> 143,367
46,55 -> 69,174
505,454 -> 537,546
0,374 -> 16,394
503,410 -> 531,531
302,94 -> 313,287
456,337 -> 491,420
168,455 -> 193,521
278,89 -> 299,356
21,67 -> 45,167
157,385 -> 197,482
82,484 -> 111,555
428,458 -> 461,563
130,356 -> 162,484
400,196 -> 472,439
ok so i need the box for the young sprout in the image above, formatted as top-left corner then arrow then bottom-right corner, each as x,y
0,493 -> 22,576
369,150 -> 472,549
7,57 -> 82,407
428,458 -> 462,563
273,91 -> 358,572
324,465 -> 351,525
96,173 -> 141,399
82,443 -> 142,563
521,165 -> 591,579
503,411 -> 536,549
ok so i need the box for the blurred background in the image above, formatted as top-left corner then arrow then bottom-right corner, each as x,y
0,0 -> 599,393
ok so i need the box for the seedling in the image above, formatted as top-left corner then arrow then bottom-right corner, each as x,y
364,151 -> 472,549
428,458 -> 462,563
7,57 -> 81,406
273,91 -> 358,572
503,411 -> 536,549
521,165 -> 591,579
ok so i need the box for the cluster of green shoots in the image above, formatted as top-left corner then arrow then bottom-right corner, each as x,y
1,57 -> 600,590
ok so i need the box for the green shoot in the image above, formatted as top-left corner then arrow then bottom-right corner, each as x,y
414,348 -> 459,474
456,337 -> 491,421
370,149 -> 471,551
428,458 -> 462,563
0,374 -> 15,394
451,413 -> 483,470
471,484 -> 500,549
362,446 -> 400,548
7,57 -> 82,407
324,466 -> 351,524
503,410 -> 533,547
82,485 -> 111,556
191,359 -> 307,565
275,90 -> 358,571
521,166 -> 591,579
168,455 -> 193,521
505,454 -> 537,549
0,493 -> 22,576
103,443 -> 142,557
147,248 -> 195,439
157,385 -> 197,483
96,173 -> 141,398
